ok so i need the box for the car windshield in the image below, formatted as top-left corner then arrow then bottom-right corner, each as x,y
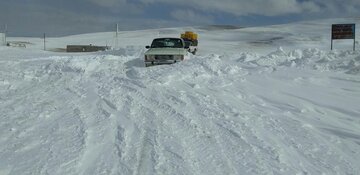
151,38 -> 184,48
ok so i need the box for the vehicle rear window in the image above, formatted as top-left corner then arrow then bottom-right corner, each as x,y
151,38 -> 183,48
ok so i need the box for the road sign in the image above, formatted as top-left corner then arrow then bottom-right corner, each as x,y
331,24 -> 356,51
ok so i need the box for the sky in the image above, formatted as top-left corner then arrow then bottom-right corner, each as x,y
1,0 -> 360,37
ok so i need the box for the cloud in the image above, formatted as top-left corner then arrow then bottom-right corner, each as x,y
2,0 -> 360,36
139,0 -> 360,17
170,10 -> 214,24
311,0 -> 360,14
0,3 -> 110,36
140,0 -> 322,16
85,0 -> 144,15
87,0 -> 127,8
0,1 -> 186,36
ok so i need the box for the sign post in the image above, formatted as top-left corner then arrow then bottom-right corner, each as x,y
4,24 -> 7,46
354,26 -> 356,51
331,24 -> 356,51
43,33 -> 46,51
115,24 -> 119,49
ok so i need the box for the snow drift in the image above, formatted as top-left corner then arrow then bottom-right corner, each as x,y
0,18 -> 360,175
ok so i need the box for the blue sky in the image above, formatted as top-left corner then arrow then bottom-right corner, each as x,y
1,0 -> 360,36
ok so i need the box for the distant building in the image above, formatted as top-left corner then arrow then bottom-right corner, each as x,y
66,45 -> 110,52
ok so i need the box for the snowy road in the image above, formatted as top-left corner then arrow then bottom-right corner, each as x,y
1,18 -> 360,175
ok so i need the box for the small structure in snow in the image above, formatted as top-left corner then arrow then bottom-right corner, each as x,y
66,45 -> 111,52
6,41 -> 30,48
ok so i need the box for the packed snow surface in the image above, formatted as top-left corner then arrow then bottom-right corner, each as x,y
1,18 -> 360,175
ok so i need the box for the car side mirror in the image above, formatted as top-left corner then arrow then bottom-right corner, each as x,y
145,46 -> 150,49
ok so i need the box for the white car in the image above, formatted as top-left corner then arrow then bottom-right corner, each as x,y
144,38 -> 189,67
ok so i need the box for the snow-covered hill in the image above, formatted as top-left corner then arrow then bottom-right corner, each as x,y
1,18 -> 360,175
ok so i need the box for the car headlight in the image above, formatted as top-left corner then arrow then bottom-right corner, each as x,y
145,55 -> 155,61
173,55 -> 184,60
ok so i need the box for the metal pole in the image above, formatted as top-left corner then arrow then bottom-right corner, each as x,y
116,24 -> 118,49
331,37 -> 333,50
354,25 -> 356,51
4,24 -> 7,45
331,39 -> 333,50
43,33 -> 46,51
331,25 -> 333,50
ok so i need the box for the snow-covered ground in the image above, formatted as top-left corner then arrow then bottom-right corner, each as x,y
1,18 -> 360,175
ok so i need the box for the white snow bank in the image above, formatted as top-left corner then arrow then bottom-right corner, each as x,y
236,47 -> 360,75
1,18 -> 360,175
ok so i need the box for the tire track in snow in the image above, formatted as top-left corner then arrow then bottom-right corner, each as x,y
113,79 -> 200,175
74,80 -> 131,175
105,77 -> 161,175
133,117 -> 157,175
178,83 -> 294,174
116,85 -> 162,175
115,80 -> 237,174
181,92 -> 251,175
99,97 -> 133,175
118,62 -> 249,174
